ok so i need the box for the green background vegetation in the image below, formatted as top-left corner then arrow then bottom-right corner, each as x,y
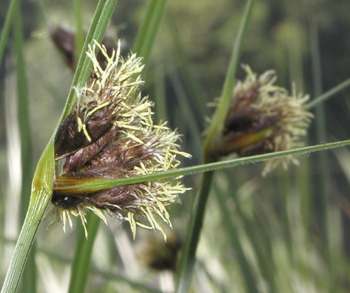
1,0 -> 350,292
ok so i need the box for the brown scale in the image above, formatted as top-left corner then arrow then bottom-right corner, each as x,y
52,108 -> 154,210
50,26 -> 117,70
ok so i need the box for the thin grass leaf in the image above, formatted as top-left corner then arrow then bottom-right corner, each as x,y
154,63 -> 167,123
13,4 -> 36,293
1,235 -> 162,292
36,0 -> 47,26
276,172 -> 295,261
64,1 -> 119,292
310,18 -> 338,291
74,0 -> 84,67
175,1 -> 256,291
68,213 -> 100,293
222,177 -> 279,292
68,1 -> 167,292
1,144 -> 54,293
305,77 -> 350,110
168,67 -> 203,160
54,139 -> 350,194
1,1 -> 119,291
214,182 -> 260,292
61,0 -> 119,120
166,13 -> 207,117
133,0 -> 167,65
203,0 -> 256,160
0,0 -> 18,67
13,1 -> 32,232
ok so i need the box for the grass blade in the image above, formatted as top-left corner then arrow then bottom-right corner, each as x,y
53,139 -> 350,193
175,1 -> 256,289
214,182 -> 260,292
0,0 -> 18,67
305,77 -> 350,110
64,1 -> 119,292
1,0 -> 119,291
13,4 -> 36,293
1,145 -> 54,293
74,0 -> 84,67
133,0 -> 167,65
310,19 -> 339,291
68,1 -> 167,291
68,213 -> 100,293
203,0 -> 256,159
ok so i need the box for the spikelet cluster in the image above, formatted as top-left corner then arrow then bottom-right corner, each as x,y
215,65 -> 313,175
51,40 -> 190,239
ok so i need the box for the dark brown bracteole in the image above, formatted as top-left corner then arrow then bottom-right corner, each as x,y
54,106 -> 114,158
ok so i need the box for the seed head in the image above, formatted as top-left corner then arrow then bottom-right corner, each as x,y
215,65 -> 313,175
50,40 -> 190,239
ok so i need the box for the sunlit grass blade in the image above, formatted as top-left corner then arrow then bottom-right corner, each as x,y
13,0 -> 32,233
13,4 -> 36,292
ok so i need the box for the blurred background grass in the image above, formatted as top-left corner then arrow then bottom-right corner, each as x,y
1,0 -> 350,292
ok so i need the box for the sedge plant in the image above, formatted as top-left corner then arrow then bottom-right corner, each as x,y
2,1 -> 350,293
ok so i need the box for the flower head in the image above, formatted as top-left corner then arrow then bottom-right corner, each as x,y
50,40 -> 190,239
215,65 -> 313,175
50,26 -> 118,70
138,230 -> 181,271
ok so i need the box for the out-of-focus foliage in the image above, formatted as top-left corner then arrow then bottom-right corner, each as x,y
1,0 -> 350,292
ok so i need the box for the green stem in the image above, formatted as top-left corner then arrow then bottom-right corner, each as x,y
14,5 -> 32,222
62,0 -> 119,121
13,4 -> 36,293
154,63 -> 167,123
68,0 -> 165,291
175,2 -> 256,290
68,213 -> 100,293
133,0 -> 157,52
1,1 -> 118,291
0,0 -> 18,67
54,139 -> 350,194
65,0 -> 119,292
304,77 -> 350,110
1,213 -> 42,293
74,0 -> 84,67
175,171 -> 214,292
203,0 -> 256,159
133,0 -> 167,65
1,144 -> 54,293
214,182 -> 260,292
310,18 -> 337,291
